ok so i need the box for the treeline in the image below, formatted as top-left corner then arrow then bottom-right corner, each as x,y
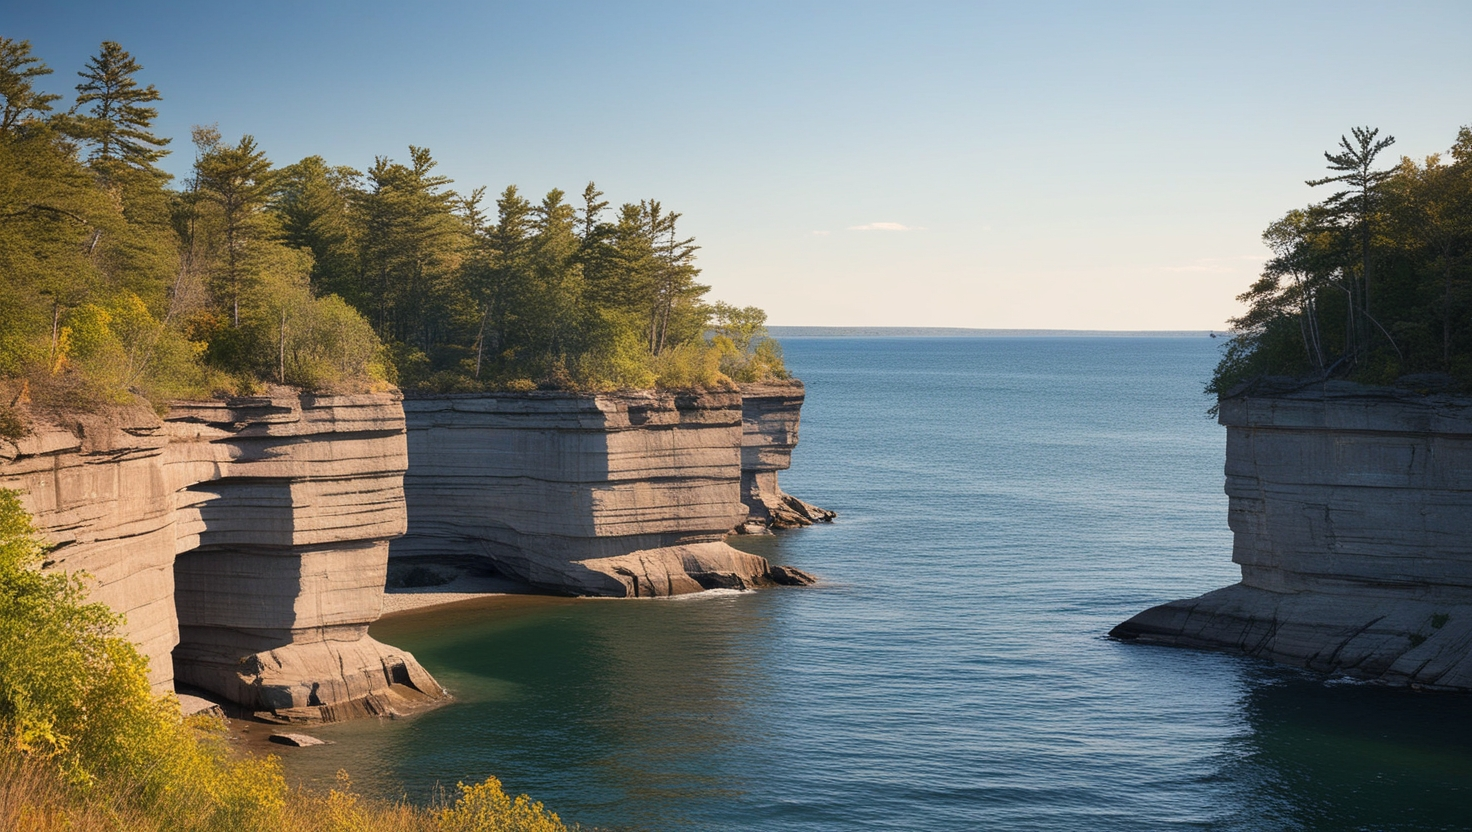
0,38 -> 783,412
1212,125 -> 1472,396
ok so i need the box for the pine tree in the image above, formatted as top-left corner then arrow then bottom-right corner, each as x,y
578,181 -> 609,241
195,134 -> 275,326
642,200 -> 706,355
71,41 -> 170,172
0,38 -> 59,135
358,146 -> 465,350
527,189 -> 585,365
275,155 -> 362,301
1306,127 -> 1397,361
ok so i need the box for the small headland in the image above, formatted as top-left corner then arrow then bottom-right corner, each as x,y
1114,378 -> 1472,690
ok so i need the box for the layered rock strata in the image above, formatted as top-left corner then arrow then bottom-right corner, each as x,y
0,392 -> 442,719
1112,380 -> 1472,690
736,381 -> 836,533
394,390 -> 811,596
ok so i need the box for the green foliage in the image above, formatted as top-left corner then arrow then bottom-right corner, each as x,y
710,302 -> 788,383
0,406 -> 26,441
68,41 -> 171,172
1211,124 -> 1472,399
1,39 -> 779,407
0,486 -> 281,829
193,132 -> 277,327
275,155 -> 361,300
359,146 -> 467,349
205,247 -> 388,392
0,38 -> 59,134
651,340 -> 733,390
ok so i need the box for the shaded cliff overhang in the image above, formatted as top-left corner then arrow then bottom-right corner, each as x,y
394,387 -> 816,595
0,390 -> 444,720
735,380 -> 835,532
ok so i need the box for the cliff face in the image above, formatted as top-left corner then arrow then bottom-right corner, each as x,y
0,393 -> 443,719
737,381 -> 835,533
1112,381 -> 1472,690
394,390 -> 806,596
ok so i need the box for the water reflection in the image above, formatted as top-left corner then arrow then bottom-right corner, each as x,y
1219,669 -> 1472,831
283,592 -> 782,830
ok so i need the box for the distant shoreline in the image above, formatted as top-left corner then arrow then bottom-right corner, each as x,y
767,326 -> 1217,338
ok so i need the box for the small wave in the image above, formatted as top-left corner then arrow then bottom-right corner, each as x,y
1323,674 -> 1372,687
663,587 -> 752,601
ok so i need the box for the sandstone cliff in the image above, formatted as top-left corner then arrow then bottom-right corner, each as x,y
1112,380 -> 1472,690
393,390 -> 812,596
736,381 -> 835,533
0,392 -> 443,720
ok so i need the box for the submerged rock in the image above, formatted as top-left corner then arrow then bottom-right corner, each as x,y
269,732 -> 329,747
1113,380 -> 1472,690
767,564 -> 818,586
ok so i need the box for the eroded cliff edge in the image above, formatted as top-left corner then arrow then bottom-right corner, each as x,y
1112,380 -> 1472,690
0,392 -> 444,720
736,381 -> 836,533
393,388 -> 819,596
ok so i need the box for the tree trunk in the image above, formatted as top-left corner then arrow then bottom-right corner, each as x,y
49,302 -> 60,374
279,308 -> 286,384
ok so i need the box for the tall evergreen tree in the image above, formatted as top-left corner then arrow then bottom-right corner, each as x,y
0,38 -> 59,135
358,146 -> 466,351
526,189 -> 585,365
642,200 -> 706,355
578,181 -> 609,241
71,41 -> 170,172
194,134 -> 275,326
274,155 -> 362,301
467,185 -> 533,378
1306,127 -> 1397,361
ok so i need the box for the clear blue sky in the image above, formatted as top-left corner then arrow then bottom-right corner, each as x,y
10,1 -> 1472,328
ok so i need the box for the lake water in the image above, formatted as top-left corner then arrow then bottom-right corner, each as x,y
285,337 -> 1472,831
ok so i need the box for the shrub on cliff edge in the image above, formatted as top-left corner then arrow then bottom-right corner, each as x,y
0,488 -> 571,832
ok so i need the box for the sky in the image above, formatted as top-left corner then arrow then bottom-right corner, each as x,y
9,1 -> 1472,329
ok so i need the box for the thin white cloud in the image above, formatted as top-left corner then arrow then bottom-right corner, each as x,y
811,230 -> 830,236
848,221 -> 918,232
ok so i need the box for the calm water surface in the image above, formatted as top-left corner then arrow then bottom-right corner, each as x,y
286,338 -> 1472,831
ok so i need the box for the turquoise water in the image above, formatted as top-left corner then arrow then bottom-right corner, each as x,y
288,338 -> 1472,830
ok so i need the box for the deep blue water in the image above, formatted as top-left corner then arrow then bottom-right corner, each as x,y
287,337 -> 1472,831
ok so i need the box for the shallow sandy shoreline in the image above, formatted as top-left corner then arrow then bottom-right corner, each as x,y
379,568 -> 540,616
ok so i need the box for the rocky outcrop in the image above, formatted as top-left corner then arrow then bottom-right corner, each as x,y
1112,379 -> 1472,690
394,390 -> 810,596
735,381 -> 835,534
0,392 -> 443,719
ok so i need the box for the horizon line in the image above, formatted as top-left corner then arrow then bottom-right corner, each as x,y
767,326 -> 1221,337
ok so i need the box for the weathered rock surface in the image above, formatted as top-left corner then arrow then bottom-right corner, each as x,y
394,390 -> 801,596
269,732 -> 329,747
736,381 -> 835,532
0,392 -> 443,719
1112,379 -> 1472,689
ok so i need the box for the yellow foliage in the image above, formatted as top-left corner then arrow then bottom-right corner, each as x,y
435,778 -> 568,832
651,340 -> 734,390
